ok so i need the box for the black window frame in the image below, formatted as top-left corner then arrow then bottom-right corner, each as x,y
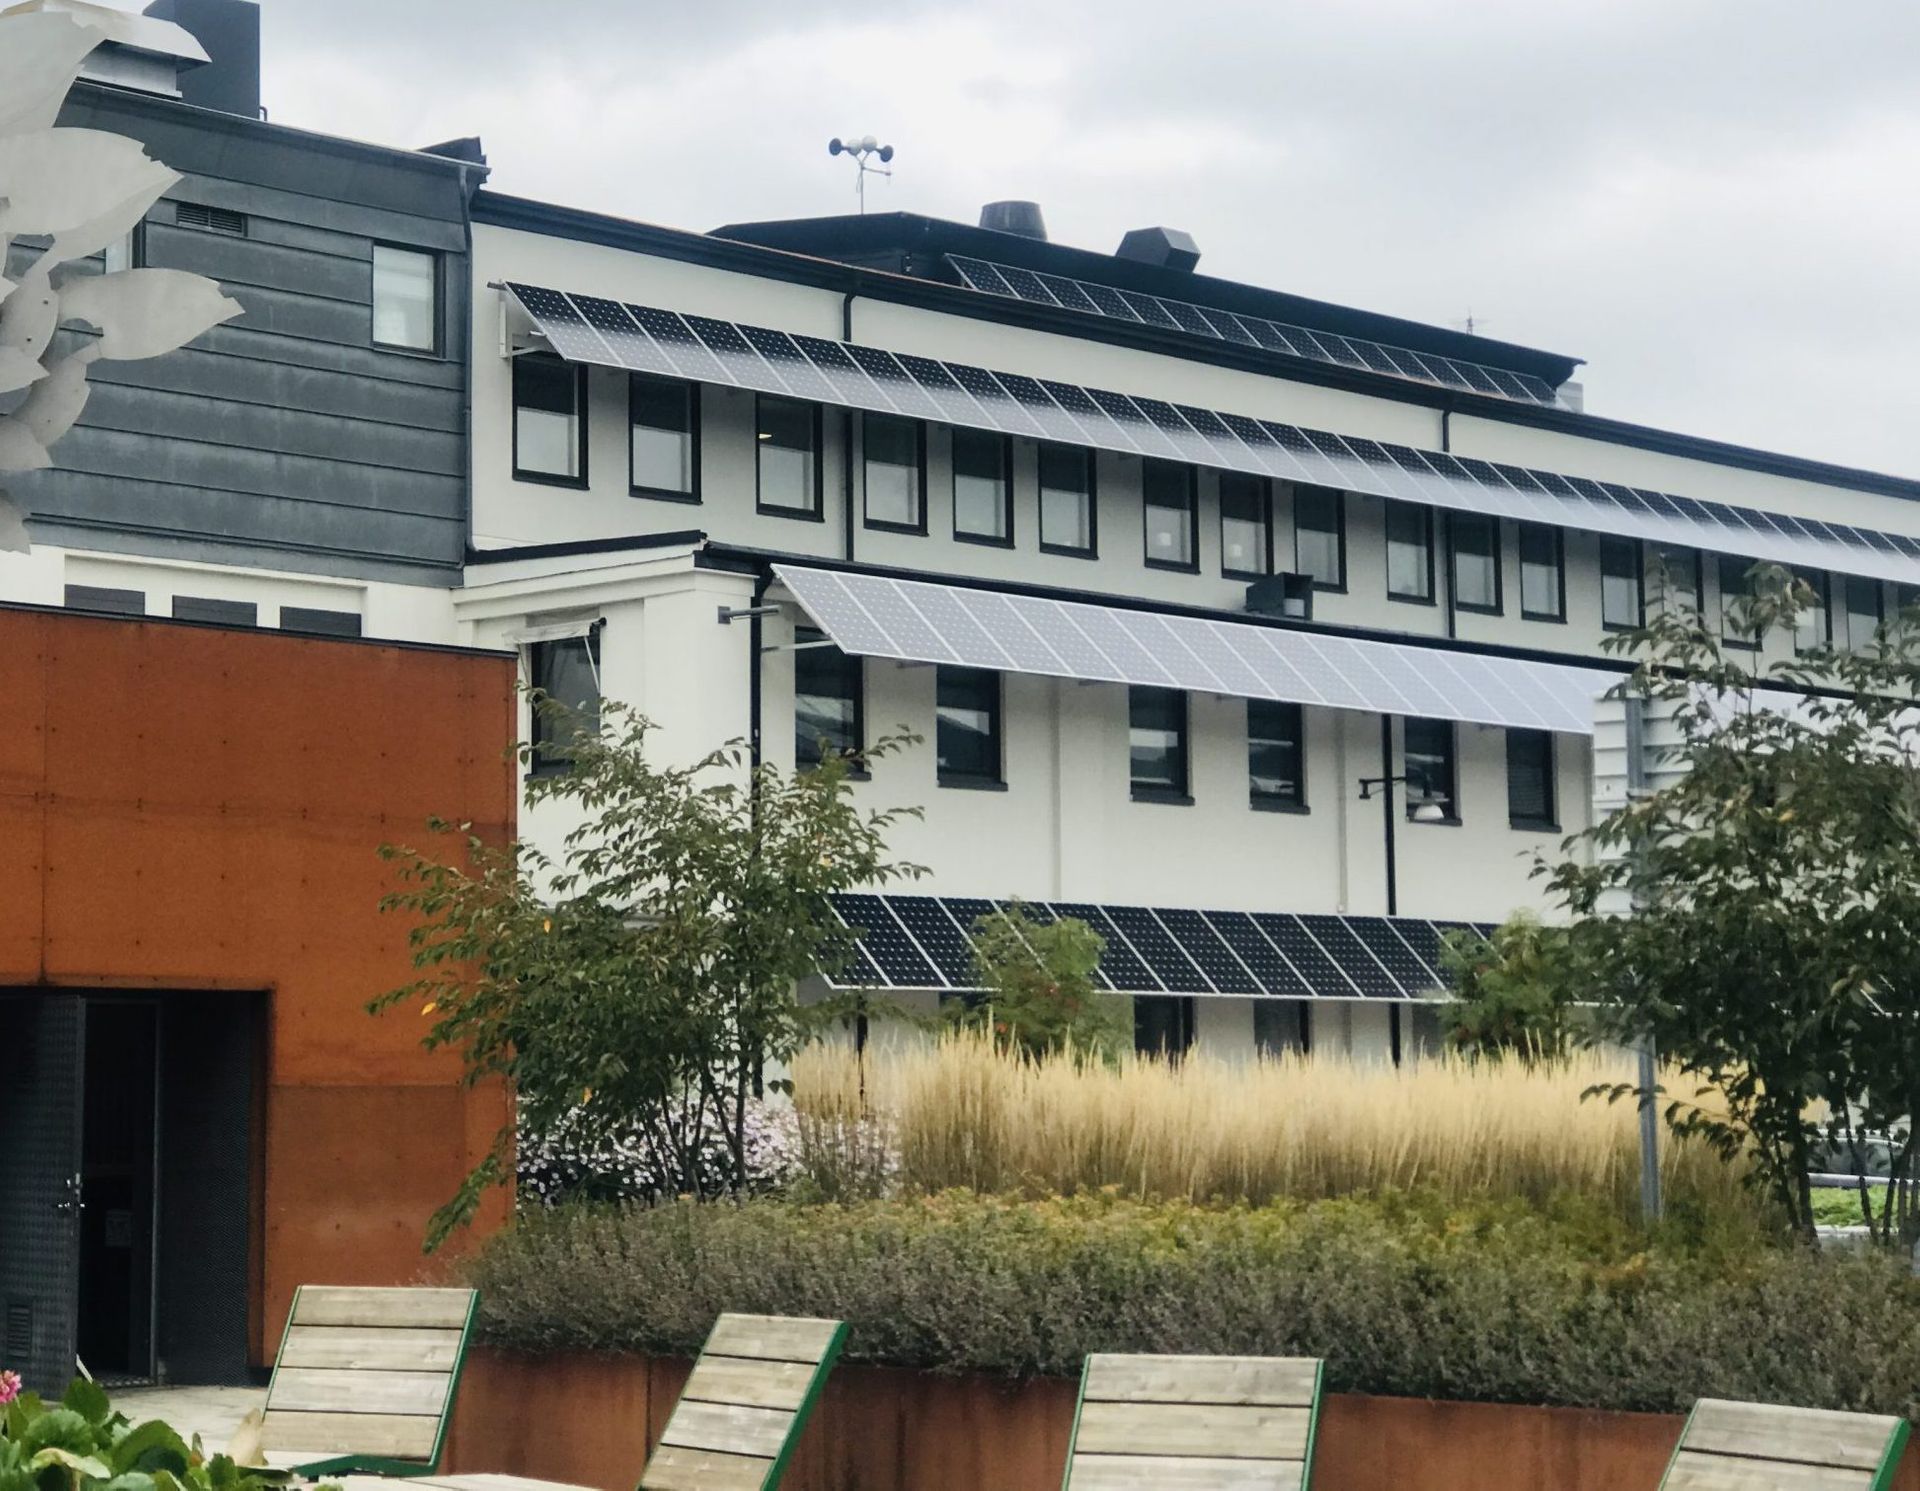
793,626 -> 865,771
511,353 -> 588,489
1790,567 -> 1830,654
1247,698 -> 1307,813
370,242 -> 440,356
755,392 -> 824,521
1384,499 -> 1435,605
1403,717 -> 1459,824
950,426 -> 1013,547
859,411 -> 928,535
1218,472 -> 1273,580
1448,512 -> 1502,615
1292,485 -> 1346,592
1037,442 -> 1098,558
1653,544 -> 1703,618
1517,522 -> 1565,622
1599,536 -> 1645,632
1505,728 -> 1558,831
627,374 -> 700,503
1717,553 -> 1758,649
1128,685 -> 1191,804
1141,459 -> 1199,573
527,629 -> 602,778
1839,574 -> 1883,652
935,665 -> 1004,788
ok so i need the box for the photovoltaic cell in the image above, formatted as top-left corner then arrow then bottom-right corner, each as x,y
835,894 -> 942,988
1205,911 -> 1310,994
1254,914 -> 1361,996
566,294 -> 675,375
1347,917 -> 1436,997
620,304 -> 727,384
889,896 -> 977,986
1298,916 -> 1398,997
1050,903 -> 1162,991
1105,905 -> 1212,991
738,326 -> 839,403
1154,909 -> 1261,994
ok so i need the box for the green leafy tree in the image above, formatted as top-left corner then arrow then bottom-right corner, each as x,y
945,901 -> 1127,1060
1504,565 -> 1920,1245
373,700 -> 923,1248
1439,914 -> 1584,1061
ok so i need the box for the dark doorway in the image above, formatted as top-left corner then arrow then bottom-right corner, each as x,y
77,1001 -> 159,1382
1133,994 -> 1196,1058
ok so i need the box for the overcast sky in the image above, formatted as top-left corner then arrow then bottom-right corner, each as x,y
248,0 -> 1920,477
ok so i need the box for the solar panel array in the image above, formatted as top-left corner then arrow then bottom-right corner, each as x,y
505,284 -> 1920,588
947,254 -> 1563,408
777,563 -> 1613,734
828,893 -> 1482,1001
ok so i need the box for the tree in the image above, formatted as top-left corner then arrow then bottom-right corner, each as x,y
372,700 -> 923,1248
1439,914 -> 1583,1062
945,901 -> 1127,1061
1504,565 -> 1920,1245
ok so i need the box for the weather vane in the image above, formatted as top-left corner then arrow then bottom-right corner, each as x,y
828,135 -> 894,214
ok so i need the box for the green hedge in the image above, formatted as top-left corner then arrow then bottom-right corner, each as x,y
467,1193 -> 1920,1419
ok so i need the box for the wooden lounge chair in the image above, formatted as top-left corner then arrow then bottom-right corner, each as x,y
638,1312 -> 848,1491
1658,1398 -> 1911,1489
1060,1352 -> 1326,1490
257,1284 -> 479,1478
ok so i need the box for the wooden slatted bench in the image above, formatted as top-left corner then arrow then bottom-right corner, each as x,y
1060,1352 -> 1326,1490
1659,1399 -> 1911,1490
259,1284 -> 479,1479
638,1313 -> 848,1491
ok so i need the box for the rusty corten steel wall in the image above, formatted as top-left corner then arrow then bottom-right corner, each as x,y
0,606 -> 517,1363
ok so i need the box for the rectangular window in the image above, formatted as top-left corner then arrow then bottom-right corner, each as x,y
1654,544 -> 1701,617
1134,995 -> 1195,1058
794,627 -> 862,768
1219,473 -> 1271,578
629,376 -> 697,500
1449,514 -> 1501,613
1129,686 -> 1189,800
64,584 -> 143,616
1403,717 -> 1457,821
1142,460 -> 1197,570
1385,500 -> 1433,602
1791,568 -> 1830,654
171,596 -> 256,627
280,606 -> 362,637
1038,443 -> 1095,555
756,394 -> 819,517
951,427 -> 1011,544
1293,486 -> 1344,590
862,412 -> 924,531
1600,537 -> 1643,631
512,355 -> 586,485
1506,729 -> 1556,829
528,632 -> 601,776
1839,575 -> 1882,652
1254,1000 -> 1309,1057
371,244 -> 438,353
103,225 -> 143,274
1248,699 -> 1305,810
1518,523 -> 1564,620
936,666 -> 1002,784
1718,554 -> 1756,647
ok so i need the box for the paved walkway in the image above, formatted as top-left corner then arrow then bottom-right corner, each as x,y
112,1386 -> 266,1452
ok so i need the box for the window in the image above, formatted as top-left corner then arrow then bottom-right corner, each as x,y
1219,473 -> 1271,578
951,427 -> 1011,544
861,413 -> 924,531
756,394 -> 819,517
1128,686 -> 1189,800
1142,460 -> 1197,570
1254,1000 -> 1309,1057
1449,514 -> 1500,613
64,584 -> 143,616
1506,729 -> 1556,829
794,627 -> 862,767
1384,501 -> 1433,602
372,244 -> 438,352
1653,544 -> 1701,617
512,355 -> 586,485
1518,523 -> 1564,620
1600,537 -> 1643,631
629,376 -> 697,500
936,666 -> 1001,784
1838,575 -> 1882,652
1791,568 -> 1830,654
1293,486 -> 1344,589
172,596 -> 256,627
1403,718 -> 1456,821
1134,996 -> 1195,1058
1717,554 -> 1756,647
280,606 -> 362,637
1038,443 -> 1095,555
1248,699 -> 1305,810
103,225 -> 143,274
528,632 -> 600,775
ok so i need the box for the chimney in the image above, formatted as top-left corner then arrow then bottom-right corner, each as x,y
144,0 -> 260,118
11,0 -> 209,98
979,201 -> 1048,241
1117,225 -> 1201,272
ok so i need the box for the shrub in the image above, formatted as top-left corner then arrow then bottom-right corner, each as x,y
465,1192 -> 1920,1418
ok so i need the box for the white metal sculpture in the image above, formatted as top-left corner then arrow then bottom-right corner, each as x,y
0,5 -> 242,550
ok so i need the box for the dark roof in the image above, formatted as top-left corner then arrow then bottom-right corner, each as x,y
710,210 -> 1582,387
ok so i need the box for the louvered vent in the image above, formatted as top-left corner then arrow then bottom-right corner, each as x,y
176,202 -> 247,236
5,1298 -> 31,1359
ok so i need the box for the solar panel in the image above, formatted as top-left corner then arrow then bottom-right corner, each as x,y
776,563 -> 1617,735
504,285 -> 1920,588
826,896 -> 1482,999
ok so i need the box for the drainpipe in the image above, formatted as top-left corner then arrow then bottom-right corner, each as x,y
1440,395 -> 1458,641
841,290 -> 857,562
747,568 -> 771,778
1380,714 -> 1405,1066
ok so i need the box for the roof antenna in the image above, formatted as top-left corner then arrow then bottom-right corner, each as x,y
828,135 -> 894,214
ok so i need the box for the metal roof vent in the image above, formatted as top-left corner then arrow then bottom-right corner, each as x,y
1117,225 -> 1201,272
979,200 -> 1047,241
